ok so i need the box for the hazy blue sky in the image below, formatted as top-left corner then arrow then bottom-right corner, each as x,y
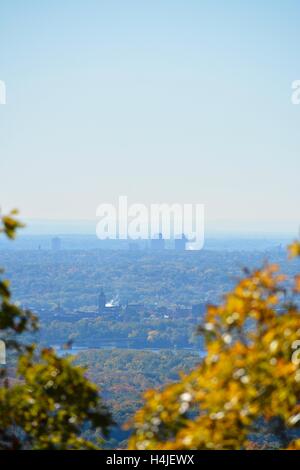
0,0 -> 299,234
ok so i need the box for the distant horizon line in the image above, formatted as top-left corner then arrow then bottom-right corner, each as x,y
18,231 -> 297,240
20,219 -> 298,236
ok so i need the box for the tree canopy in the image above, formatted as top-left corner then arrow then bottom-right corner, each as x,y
0,210 -> 112,449
129,242 -> 300,450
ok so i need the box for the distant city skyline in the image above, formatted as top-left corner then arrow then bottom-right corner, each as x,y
0,1 -> 299,235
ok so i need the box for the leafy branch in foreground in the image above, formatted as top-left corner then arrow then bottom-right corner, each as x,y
0,210 -> 37,338
0,210 -> 112,449
129,241 -> 300,450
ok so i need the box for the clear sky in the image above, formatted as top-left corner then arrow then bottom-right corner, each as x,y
0,0 -> 299,234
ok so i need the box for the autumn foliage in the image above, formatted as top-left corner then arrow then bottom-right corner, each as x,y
0,210 -> 112,449
2,208 -> 300,450
129,242 -> 300,450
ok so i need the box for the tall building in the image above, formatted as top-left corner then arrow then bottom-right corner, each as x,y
51,237 -> 61,251
98,288 -> 106,314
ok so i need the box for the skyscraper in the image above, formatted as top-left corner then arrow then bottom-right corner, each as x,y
98,288 -> 106,314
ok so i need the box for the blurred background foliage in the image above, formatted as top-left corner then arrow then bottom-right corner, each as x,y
0,210 -> 112,449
